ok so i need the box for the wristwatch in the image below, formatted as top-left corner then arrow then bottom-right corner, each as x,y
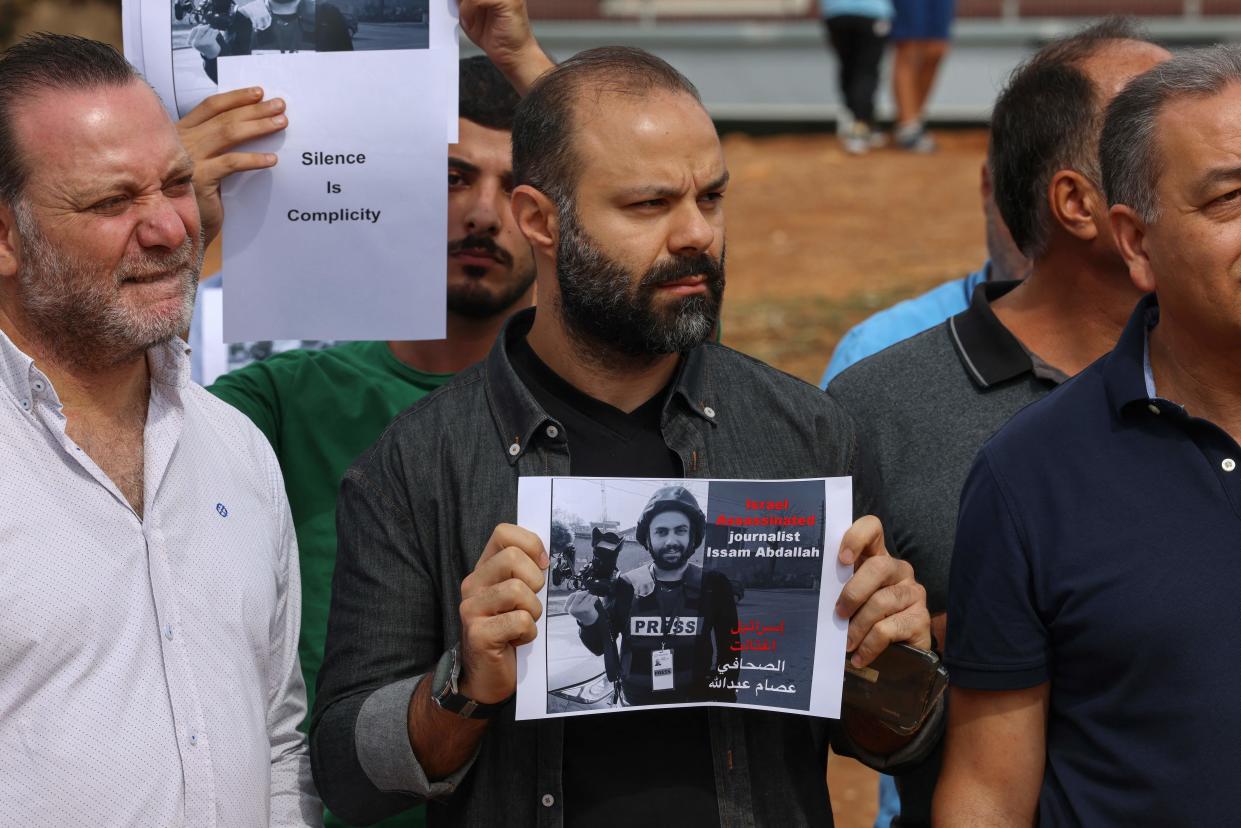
430,645 -> 508,719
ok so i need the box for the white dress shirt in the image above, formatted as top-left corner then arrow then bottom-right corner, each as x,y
0,329 -> 321,827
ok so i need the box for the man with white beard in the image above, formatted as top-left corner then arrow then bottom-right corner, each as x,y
0,34 -> 320,827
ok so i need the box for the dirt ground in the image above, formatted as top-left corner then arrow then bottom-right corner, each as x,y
719,128 -> 990,386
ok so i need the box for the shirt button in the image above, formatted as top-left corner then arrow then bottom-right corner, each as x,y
1224,458 -> 1236,473
508,443 -> 520,456
189,733 -> 199,746
20,399 -> 30,411
1147,403 -> 1161,415
164,624 -> 174,641
546,425 -> 559,439
703,406 -> 716,418
32,380 -> 45,392
541,794 -> 555,808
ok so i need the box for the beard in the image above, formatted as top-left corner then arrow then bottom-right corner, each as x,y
554,205 -> 724,365
650,541 -> 692,571
446,233 -> 536,319
13,203 -> 202,372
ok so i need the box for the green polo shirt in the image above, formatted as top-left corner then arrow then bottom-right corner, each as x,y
210,340 -> 451,828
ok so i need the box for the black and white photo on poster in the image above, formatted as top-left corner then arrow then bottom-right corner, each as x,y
169,0 -> 432,116
518,476 -> 851,721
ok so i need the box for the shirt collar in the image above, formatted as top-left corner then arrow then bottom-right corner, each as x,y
1103,293 -> 1162,417
149,336 -> 193,391
947,279 -> 1034,388
0,326 -> 190,414
0,325 -> 41,412
483,308 -> 717,466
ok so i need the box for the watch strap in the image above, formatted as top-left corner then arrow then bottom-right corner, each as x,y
430,646 -> 508,720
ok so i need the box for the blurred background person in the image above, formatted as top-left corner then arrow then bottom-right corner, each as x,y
822,0 -> 892,155
889,0 -> 955,152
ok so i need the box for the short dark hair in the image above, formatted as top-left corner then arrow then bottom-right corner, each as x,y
1102,45 -> 1241,222
459,55 -> 520,131
0,33 -> 138,205
989,16 -> 1148,258
512,46 -> 703,207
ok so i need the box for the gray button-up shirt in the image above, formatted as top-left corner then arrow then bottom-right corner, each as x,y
311,309 -> 941,827
0,329 -> 321,827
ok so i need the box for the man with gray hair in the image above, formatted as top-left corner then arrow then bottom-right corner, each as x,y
936,44 -> 1241,825
0,33 -> 320,826
827,18 -> 1168,825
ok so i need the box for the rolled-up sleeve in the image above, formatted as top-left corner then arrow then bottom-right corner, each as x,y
309,454 -> 475,825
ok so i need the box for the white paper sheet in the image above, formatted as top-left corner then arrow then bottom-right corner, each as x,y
434,0 -> 461,142
218,49 -> 451,341
124,1 -> 460,137
193,284 -> 230,386
516,476 -> 853,721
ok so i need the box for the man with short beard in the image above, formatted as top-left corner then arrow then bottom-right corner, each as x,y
566,486 -> 740,705
311,42 -> 939,828
0,34 -> 320,826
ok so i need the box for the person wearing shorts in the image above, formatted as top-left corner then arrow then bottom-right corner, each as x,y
890,0 -> 954,152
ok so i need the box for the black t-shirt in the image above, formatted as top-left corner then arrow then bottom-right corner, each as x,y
508,338 -> 720,828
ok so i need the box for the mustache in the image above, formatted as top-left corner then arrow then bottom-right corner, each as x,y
639,252 -> 725,289
447,233 -> 513,267
114,232 -> 200,283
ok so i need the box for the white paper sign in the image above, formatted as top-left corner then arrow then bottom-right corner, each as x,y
219,50 -> 452,341
515,476 -> 853,721
123,0 -> 462,342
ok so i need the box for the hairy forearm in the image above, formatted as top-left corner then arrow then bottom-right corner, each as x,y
407,675 -> 489,780
501,44 -> 555,96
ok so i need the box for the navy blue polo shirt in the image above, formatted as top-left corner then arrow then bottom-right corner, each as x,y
946,294 -> 1241,825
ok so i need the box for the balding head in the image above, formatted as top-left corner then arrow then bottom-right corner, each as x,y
512,46 -> 705,211
989,17 -> 1171,259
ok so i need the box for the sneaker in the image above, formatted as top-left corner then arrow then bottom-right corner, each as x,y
895,122 -> 937,153
841,122 -> 872,156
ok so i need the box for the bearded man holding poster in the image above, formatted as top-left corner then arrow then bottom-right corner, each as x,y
310,8 -> 940,826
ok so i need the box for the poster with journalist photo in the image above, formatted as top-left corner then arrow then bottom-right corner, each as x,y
514,476 -> 853,721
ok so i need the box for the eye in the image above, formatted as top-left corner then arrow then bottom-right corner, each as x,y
89,194 -> 130,213
163,176 -> 194,197
1213,189 -> 1241,206
630,198 -> 666,209
448,170 -> 467,188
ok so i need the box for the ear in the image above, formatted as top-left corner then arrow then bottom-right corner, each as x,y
979,161 -> 993,203
1048,170 -> 1103,242
0,202 -> 20,279
511,184 -> 558,257
1109,203 -> 1157,294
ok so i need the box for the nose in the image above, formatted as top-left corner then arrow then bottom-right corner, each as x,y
669,201 -> 716,256
464,177 -> 504,237
135,194 -> 189,251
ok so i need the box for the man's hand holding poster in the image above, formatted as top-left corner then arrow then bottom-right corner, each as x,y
515,477 -> 853,720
